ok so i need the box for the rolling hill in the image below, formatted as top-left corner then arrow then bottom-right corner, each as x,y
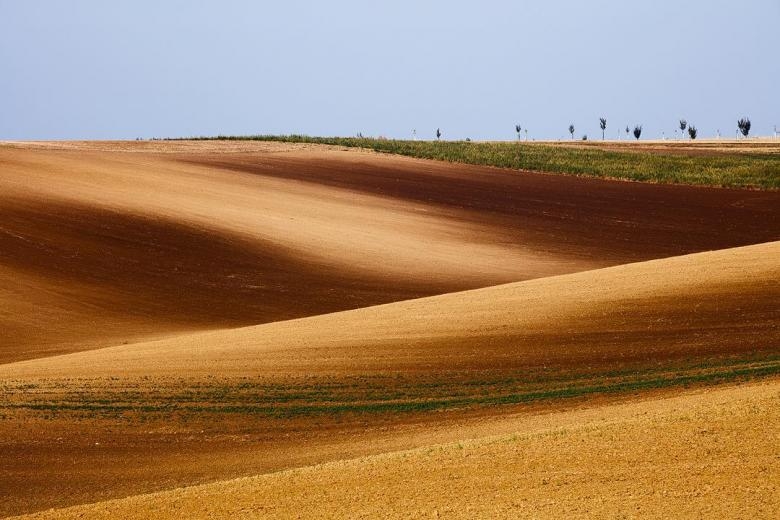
1,140 -> 778,517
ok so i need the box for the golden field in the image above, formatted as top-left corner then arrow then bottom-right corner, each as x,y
1,140 -> 778,517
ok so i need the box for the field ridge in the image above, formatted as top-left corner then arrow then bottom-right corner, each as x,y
179,135 -> 780,189
1,141 -> 778,518
13,378 -> 779,519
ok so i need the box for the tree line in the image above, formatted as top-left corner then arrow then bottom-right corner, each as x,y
554,117 -> 750,141
429,117 -> 753,141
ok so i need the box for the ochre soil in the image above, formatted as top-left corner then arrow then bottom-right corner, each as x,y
2,141 -> 778,362
13,379 -> 779,520
0,140 -> 778,517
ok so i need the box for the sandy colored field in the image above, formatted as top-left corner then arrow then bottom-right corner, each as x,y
1,140 -> 778,363
1,140 -> 779,517
13,379 -> 779,520
4,241 -> 778,378
1,242 -> 777,516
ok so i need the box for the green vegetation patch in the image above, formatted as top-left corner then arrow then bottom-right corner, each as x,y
4,356 -> 779,420
181,135 -> 780,189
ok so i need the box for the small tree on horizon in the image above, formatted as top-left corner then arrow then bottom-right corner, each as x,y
436,128 -> 441,140
633,125 -> 642,140
688,125 -> 698,140
625,125 -> 630,138
679,119 -> 687,140
569,124 -> 575,140
599,117 -> 607,140
515,124 -> 522,140
737,118 -> 751,138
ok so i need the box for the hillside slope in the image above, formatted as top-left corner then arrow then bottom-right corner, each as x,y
1,242 -> 777,516
5,241 -> 777,379
2,140 -> 779,362
13,379 -> 780,519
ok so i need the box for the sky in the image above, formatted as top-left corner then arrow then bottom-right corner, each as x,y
1,1 -> 778,141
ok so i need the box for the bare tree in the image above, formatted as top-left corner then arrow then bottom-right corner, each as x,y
737,118 -> 751,138
688,125 -> 698,140
599,118 -> 607,140
679,119 -> 687,140
569,124 -> 575,140
633,125 -> 642,140
436,128 -> 441,140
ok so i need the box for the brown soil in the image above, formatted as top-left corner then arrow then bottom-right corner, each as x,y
1,140 -> 778,518
5,241 -> 778,379
1,141 -> 777,362
12,379 -> 780,519
1,241 -> 777,516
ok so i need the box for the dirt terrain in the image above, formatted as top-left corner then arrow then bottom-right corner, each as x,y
5,241 -> 778,379
1,141 -> 778,362
14,379 -> 778,519
1,140 -> 778,517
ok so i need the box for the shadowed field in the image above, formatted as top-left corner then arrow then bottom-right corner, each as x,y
1,242 -> 777,516
0,140 -> 778,517
192,136 -> 780,188
1,141 -> 778,363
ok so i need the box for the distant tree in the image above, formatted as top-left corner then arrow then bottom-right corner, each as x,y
515,124 -> 522,140
625,126 -> 630,138
581,134 -> 588,141
737,118 -> 751,138
436,128 -> 442,140
633,125 -> 642,140
688,125 -> 698,140
599,118 -> 607,140
569,124 -> 575,140
679,119 -> 687,140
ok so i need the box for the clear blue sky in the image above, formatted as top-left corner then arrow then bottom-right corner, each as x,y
1,1 -> 778,140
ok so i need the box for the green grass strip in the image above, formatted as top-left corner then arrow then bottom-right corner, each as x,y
177,135 -> 780,189
7,361 -> 779,418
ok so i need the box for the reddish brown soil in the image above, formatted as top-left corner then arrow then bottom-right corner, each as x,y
1,141 -> 778,362
15,380 -> 779,520
0,141 -> 778,518
186,150 -> 780,260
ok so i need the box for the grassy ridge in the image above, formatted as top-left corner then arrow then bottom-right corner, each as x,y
185,135 -> 780,189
